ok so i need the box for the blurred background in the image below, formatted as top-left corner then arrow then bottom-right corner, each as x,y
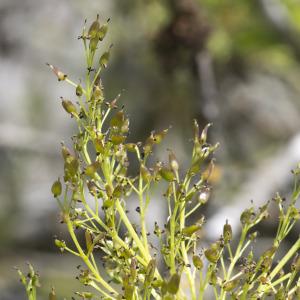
1,0 -> 300,298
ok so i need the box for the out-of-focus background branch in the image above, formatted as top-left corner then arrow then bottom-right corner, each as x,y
1,0 -> 300,298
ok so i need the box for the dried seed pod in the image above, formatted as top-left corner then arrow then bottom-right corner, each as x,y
47,63 -> 67,81
192,255 -> 203,270
167,273 -> 180,295
51,178 -> 62,197
61,99 -> 77,115
49,287 -> 56,300
168,150 -> 179,173
223,220 -> 232,243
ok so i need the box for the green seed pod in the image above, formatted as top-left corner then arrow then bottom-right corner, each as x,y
85,230 -> 93,252
61,143 -> 71,160
143,134 -> 155,155
167,273 -> 180,295
76,84 -> 83,96
125,143 -> 136,152
110,110 -> 125,128
192,255 -> 203,270
168,150 -> 179,173
100,51 -> 110,68
145,259 -> 156,287
240,208 -> 254,225
153,128 -> 169,144
88,15 -> 100,39
140,164 -> 151,183
89,37 -> 98,52
112,185 -> 122,198
182,224 -> 201,236
85,161 -> 101,178
223,220 -> 232,243
94,137 -> 105,154
275,286 -> 285,300
105,184 -> 113,198
51,178 -> 62,197
98,22 -> 108,41
159,167 -> 175,182
223,279 -> 239,292
54,239 -> 66,251
61,99 -> 77,115
200,123 -> 212,144
49,288 -> 56,300
291,254 -> 300,272
111,135 -> 126,145
209,269 -> 218,286
64,156 -> 79,178
92,85 -> 103,102
204,242 -> 221,264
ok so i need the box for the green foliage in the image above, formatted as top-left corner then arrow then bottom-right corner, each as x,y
18,16 -> 300,300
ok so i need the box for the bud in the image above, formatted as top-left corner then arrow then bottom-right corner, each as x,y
46,63 -> 67,81
51,178 -> 62,197
223,220 -> 232,243
61,98 -> 77,115
192,255 -> 203,270
76,84 -> 83,96
167,273 -> 180,295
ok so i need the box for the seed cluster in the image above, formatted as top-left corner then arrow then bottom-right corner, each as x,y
18,16 -> 300,300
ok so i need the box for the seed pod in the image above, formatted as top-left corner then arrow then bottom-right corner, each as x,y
64,156 -> 79,178
192,255 -> 203,270
125,143 -> 136,152
88,15 -> 100,39
110,110 -> 125,128
275,286 -> 285,300
51,178 -> 62,197
99,50 -> 110,68
76,84 -> 83,96
197,187 -> 211,204
92,85 -> 103,102
61,99 -> 77,115
223,279 -> 239,292
291,254 -> 300,272
144,259 -> 156,287
89,37 -> 98,52
85,161 -> 101,178
167,273 -> 180,295
240,208 -> 254,225
61,143 -> 71,160
209,269 -> 218,285
130,258 -> 137,281
223,220 -> 232,243
182,224 -> 201,236
140,164 -> 151,183
159,167 -> 175,182
111,134 -> 126,145
143,134 -> 155,155
49,288 -> 56,300
112,185 -> 122,198
169,151 -> 179,173
94,137 -> 105,154
47,63 -> 67,81
54,239 -> 66,251
204,242 -> 221,264
153,128 -> 169,144
85,230 -> 93,252
200,123 -> 212,144
98,21 -> 109,41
